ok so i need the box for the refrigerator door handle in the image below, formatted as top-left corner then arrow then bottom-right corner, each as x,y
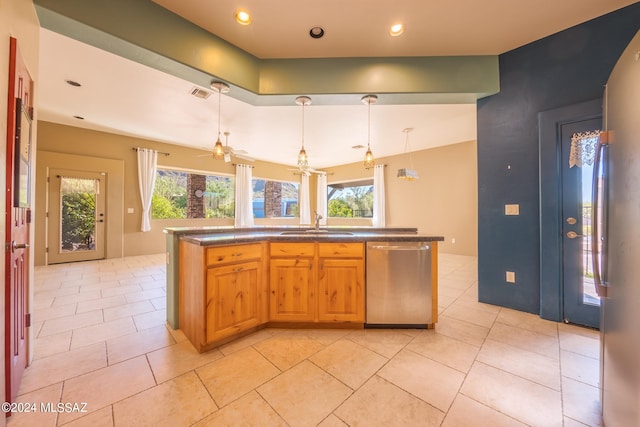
591,132 -> 609,298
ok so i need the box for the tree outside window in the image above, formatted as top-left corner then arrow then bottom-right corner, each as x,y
327,180 -> 373,218
152,169 -> 234,219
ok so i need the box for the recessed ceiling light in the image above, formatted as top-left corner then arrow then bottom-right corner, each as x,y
235,9 -> 252,25
309,26 -> 325,39
65,80 -> 81,87
389,23 -> 405,37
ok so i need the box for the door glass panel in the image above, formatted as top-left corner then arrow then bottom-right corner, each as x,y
562,120 -> 601,328
580,159 -> 600,307
59,176 -> 98,253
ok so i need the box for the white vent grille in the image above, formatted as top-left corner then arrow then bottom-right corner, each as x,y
190,87 -> 211,99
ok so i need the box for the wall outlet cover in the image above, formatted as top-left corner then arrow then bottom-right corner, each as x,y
505,204 -> 520,215
506,271 -> 516,283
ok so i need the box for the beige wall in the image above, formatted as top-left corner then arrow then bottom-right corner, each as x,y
35,151 -> 126,265
326,140 -> 478,256
36,121 -> 307,263
1,0 -> 40,416
38,122 -> 477,261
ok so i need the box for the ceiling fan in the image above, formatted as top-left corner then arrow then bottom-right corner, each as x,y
221,132 -> 254,163
287,164 -> 323,175
198,131 -> 254,162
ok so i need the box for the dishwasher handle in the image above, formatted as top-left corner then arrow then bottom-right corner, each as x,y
368,244 -> 431,251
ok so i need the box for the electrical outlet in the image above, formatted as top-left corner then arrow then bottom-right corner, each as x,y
127,208 -> 134,214
506,271 -> 516,283
505,204 -> 520,215
451,238 -> 456,244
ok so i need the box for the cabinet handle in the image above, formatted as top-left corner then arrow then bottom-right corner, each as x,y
233,267 -> 244,272
232,253 -> 243,257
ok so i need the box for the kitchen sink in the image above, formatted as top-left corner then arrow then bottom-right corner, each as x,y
279,230 -> 354,235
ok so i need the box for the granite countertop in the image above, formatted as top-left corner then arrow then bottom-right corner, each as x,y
171,227 -> 444,246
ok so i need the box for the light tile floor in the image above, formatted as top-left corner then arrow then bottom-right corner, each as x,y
8,254 -> 602,426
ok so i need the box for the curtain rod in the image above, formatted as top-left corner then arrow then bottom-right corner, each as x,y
292,171 -> 334,176
132,147 -> 170,156
232,163 -> 254,168
365,164 -> 387,170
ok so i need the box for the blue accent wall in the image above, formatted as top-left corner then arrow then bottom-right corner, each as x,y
477,4 -> 640,315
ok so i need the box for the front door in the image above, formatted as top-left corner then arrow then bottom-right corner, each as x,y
47,170 -> 106,264
561,117 -> 602,328
5,37 -> 32,404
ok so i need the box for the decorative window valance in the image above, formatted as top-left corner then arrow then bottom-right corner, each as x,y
569,130 -> 601,168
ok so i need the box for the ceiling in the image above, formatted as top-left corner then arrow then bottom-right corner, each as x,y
36,1 -> 634,169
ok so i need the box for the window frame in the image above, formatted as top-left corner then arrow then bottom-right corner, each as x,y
252,175 -> 301,219
327,178 -> 374,219
152,166 -> 235,220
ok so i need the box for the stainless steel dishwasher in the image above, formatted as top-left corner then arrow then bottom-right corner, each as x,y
366,241 -> 433,328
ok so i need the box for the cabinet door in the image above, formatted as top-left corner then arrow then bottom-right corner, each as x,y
206,261 -> 261,343
318,258 -> 364,322
269,258 -> 315,321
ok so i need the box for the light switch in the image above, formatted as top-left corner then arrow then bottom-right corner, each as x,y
505,204 -> 519,215
127,208 -> 134,214
506,271 -> 516,283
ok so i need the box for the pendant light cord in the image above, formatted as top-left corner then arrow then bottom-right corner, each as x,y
217,88 -> 222,140
367,97 -> 371,149
301,101 -> 305,149
405,130 -> 414,169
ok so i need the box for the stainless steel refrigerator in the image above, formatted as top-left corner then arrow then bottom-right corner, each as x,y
594,30 -> 640,427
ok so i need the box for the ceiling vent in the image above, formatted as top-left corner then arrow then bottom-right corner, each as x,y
189,87 -> 212,99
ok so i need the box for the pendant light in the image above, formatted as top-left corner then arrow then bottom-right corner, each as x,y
296,96 -> 311,168
397,128 -> 419,180
362,95 -> 377,168
210,81 -> 230,160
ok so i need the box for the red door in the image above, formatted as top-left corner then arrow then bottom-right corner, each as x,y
5,37 -> 32,405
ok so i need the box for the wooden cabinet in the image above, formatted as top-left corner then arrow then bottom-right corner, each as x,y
318,243 -> 365,322
269,242 -> 364,324
269,258 -> 315,321
318,258 -> 364,322
206,260 -> 262,343
180,241 -> 267,352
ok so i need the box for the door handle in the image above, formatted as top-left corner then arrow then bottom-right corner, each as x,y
566,231 -> 583,239
11,241 -> 29,252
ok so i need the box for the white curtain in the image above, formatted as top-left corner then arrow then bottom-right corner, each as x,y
137,148 -> 158,232
234,164 -> 254,227
316,173 -> 327,225
372,164 -> 386,227
299,173 -> 311,225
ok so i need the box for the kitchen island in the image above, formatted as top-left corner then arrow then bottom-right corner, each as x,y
165,227 -> 443,352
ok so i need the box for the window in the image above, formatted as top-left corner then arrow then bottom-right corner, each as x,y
252,179 -> 299,218
152,169 -> 234,219
328,179 -> 373,218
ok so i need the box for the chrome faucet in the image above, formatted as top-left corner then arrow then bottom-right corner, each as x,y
314,210 -> 323,231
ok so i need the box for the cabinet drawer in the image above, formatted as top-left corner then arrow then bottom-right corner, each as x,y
318,242 -> 363,258
206,243 -> 263,267
270,242 -> 315,258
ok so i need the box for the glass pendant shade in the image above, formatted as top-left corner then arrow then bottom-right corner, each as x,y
212,135 -> 225,159
363,147 -> 375,168
297,147 -> 308,167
